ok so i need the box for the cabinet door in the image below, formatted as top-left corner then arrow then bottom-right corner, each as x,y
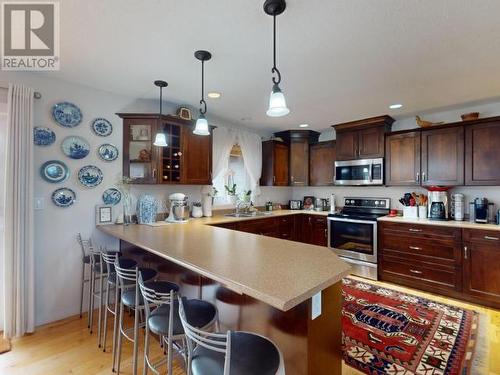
421,126 -> 464,186
335,131 -> 358,161
385,131 -> 421,186
463,231 -> 500,303
309,141 -> 336,186
300,215 -> 313,244
465,121 -> 500,185
310,216 -> 328,246
158,122 -> 183,184
358,127 -> 385,158
289,139 -> 309,186
274,142 -> 289,186
182,126 -> 212,185
123,118 -> 159,184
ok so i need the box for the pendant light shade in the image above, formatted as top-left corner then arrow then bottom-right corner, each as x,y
194,50 -> 212,136
153,80 -> 168,147
264,0 -> 289,117
267,83 -> 289,117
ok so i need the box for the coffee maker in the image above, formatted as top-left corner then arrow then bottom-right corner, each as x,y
474,197 -> 489,224
427,188 -> 449,220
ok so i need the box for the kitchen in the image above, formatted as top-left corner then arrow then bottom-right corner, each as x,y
1,1 -> 500,375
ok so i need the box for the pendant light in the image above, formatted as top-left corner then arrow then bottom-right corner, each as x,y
153,80 -> 168,147
193,50 -> 212,136
264,0 -> 289,117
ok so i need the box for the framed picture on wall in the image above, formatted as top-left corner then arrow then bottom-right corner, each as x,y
95,204 -> 114,225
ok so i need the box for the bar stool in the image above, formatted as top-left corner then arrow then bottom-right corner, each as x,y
178,296 -> 285,375
76,233 -> 94,323
138,273 -> 218,375
114,259 -> 171,375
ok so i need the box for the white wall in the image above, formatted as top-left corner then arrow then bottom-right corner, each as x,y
0,88 -> 8,330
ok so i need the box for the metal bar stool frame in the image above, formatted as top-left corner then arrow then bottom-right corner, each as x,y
76,233 -> 93,325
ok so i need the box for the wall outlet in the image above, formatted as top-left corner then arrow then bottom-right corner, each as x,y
34,197 -> 45,210
311,291 -> 322,320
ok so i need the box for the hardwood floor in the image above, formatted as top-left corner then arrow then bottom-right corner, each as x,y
0,278 -> 498,375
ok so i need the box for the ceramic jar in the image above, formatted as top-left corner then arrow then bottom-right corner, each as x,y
137,194 -> 158,224
192,205 -> 203,218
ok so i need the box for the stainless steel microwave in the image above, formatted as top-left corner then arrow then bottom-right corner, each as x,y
334,158 -> 384,186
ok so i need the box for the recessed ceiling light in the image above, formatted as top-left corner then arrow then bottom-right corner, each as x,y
299,124 -> 309,128
207,92 -> 221,99
389,103 -> 403,109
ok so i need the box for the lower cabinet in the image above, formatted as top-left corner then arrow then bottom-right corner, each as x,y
301,215 -> 328,246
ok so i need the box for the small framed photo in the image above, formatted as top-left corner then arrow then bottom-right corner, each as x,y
177,106 -> 192,120
96,204 -> 114,225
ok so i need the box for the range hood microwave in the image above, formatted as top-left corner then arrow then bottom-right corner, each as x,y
334,158 -> 384,186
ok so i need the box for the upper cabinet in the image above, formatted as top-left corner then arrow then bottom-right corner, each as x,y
261,140 -> 289,186
385,131 -> 421,186
274,130 -> 320,186
333,115 -> 394,161
118,113 -> 213,185
465,118 -> 500,185
309,141 -> 336,186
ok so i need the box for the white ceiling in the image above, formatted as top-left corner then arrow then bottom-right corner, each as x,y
42,0 -> 500,131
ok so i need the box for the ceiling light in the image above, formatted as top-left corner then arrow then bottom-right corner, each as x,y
193,50 -> 212,136
265,0 -> 289,118
389,103 -> 403,109
207,92 -> 221,99
299,124 -> 309,128
153,80 -> 168,147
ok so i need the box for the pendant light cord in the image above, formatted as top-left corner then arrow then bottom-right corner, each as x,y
159,86 -> 163,119
200,60 -> 207,115
271,14 -> 282,85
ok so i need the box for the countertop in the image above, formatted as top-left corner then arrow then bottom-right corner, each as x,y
378,215 -> 500,231
98,209 -> 350,312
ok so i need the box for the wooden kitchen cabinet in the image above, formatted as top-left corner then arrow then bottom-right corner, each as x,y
421,125 -> 464,186
301,215 -> 328,247
118,113 -> 213,185
465,118 -> 500,185
385,131 -> 421,186
309,141 -> 336,186
260,140 -> 289,186
333,115 -> 394,161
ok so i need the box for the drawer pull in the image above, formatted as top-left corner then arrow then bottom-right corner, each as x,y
464,246 -> 468,260
409,246 -> 421,250
409,269 -> 423,274
408,228 -> 422,232
484,235 -> 499,241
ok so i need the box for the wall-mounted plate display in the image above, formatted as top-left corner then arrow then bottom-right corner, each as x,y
40,160 -> 69,183
78,165 -> 103,188
98,143 -> 119,161
52,102 -> 82,128
52,187 -> 76,207
33,127 -> 56,146
61,136 -> 90,159
91,118 -> 113,136
102,188 -> 122,205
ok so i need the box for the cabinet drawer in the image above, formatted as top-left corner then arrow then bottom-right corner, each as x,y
381,255 -> 460,291
380,221 -> 461,242
236,218 -> 277,234
380,234 -> 459,263
464,229 -> 500,245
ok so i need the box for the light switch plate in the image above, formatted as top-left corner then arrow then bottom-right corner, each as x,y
34,197 -> 45,210
311,291 -> 322,320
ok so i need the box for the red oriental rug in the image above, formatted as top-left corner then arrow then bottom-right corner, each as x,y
342,278 -> 478,375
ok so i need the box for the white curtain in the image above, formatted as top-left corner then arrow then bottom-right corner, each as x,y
3,84 -> 35,338
236,130 -> 262,198
212,127 -> 237,182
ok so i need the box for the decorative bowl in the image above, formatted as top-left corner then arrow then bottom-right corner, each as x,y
461,112 -> 479,121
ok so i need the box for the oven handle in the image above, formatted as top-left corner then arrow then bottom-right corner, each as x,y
328,217 -> 377,225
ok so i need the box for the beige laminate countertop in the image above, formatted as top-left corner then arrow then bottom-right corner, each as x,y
98,210 -> 350,312
378,215 -> 500,231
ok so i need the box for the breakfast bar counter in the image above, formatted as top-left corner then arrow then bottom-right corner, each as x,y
98,211 -> 350,375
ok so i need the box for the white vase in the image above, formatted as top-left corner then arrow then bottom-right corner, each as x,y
229,195 -> 237,205
192,205 -> 203,218
202,196 -> 213,217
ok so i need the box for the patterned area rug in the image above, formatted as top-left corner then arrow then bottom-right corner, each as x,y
342,278 -> 478,374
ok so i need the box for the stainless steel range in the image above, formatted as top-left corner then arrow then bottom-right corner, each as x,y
328,197 -> 390,280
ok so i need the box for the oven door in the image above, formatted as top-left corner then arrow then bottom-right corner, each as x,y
328,217 -> 377,263
334,158 -> 383,185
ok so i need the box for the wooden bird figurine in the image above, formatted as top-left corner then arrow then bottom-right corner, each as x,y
416,115 -> 444,128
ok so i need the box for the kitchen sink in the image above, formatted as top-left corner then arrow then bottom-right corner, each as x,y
224,211 -> 272,218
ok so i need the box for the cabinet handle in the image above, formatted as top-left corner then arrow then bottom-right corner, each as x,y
409,269 -> 423,274
422,172 -> 426,182
324,228 -> 327,238
484,236 -> 499,241
464,246 -> 468,259
409,246 -> 421,250
291,176 -> 294,183
416,172 -> 420,183
273,175 -> 276,184
152,169 -> 157,180
408,228 -> 422,232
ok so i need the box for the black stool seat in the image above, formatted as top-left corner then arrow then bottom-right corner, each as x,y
149,298 -> 216,336
84,254 -> 100,264
191,331 -> 281,375
121,280 -> 178,307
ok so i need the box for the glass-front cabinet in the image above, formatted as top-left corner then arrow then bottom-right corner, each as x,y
123,118 -> 157,184
160,122 -> 182,183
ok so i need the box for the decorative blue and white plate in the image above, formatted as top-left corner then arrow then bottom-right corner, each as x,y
40,160 -> 69,183
102,188 -> 122,205
61,136 -> 90,159
34,127 -> 56,146
52,188 -> 76,207
98,143 -> 119,161
91,118 -> 113,136
52,102 -> 82,128
78,165 -> 103,188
